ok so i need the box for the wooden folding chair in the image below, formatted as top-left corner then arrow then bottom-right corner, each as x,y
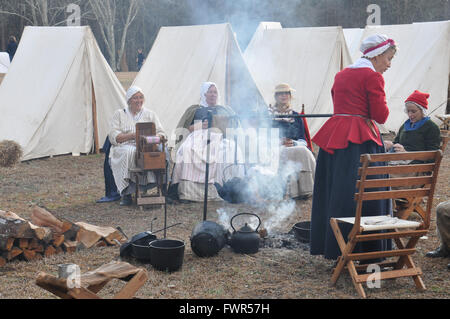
36,261 -> 148,299
394,131 -> 448,219
330,150 -> 443,298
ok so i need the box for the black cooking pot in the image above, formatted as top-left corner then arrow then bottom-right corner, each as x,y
149,239 -> 185,272
292,221 -> 311,243
190,221 -> 229,257
130,233 -> 158,262
120,231 -> 157,260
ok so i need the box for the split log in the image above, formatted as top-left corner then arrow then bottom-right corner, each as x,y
55,246 -> 64,255
17,238 -> 29,249
29,223 -> 53,243
75,222 -> 125,246
0,210 -> 34,238
33,244 -> 45,253
75,227 -> 101,249
63,241 -> 78,253
0,209 -> 53,240
44,245 -> 57,257
29,238 -> 39,250
0,256 -> 6,267
52,234 -> 65,247
0,237 -> 14,251
31,207 -> 72,234
3,247 -> 23,261
22,249 -> 36,261
63,224 -> 80,241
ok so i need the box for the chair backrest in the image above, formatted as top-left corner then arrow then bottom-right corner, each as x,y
354,150 -> 443,230
440,130 -> 449,152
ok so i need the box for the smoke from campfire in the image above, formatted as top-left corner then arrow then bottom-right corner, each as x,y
216,157 -> 302,235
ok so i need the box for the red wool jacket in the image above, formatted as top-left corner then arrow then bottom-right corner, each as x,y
312,67 -> 389,154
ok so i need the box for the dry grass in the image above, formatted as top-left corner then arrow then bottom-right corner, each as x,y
0,140 -> 23,168
0,146 -> 448,300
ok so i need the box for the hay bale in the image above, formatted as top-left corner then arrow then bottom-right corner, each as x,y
0,140 -> 23,167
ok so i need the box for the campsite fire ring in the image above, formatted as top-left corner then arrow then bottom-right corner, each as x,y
259,230 -> 310,250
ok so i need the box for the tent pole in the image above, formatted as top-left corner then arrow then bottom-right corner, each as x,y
91,80 -> 100,154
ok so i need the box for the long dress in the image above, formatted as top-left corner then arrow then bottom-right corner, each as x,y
109,107 -> 166,196
310,58 -> 392,260
271,111 -> 316,198
172,104 -> 242,201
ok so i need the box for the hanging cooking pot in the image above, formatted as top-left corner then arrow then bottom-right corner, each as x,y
229,213 -> 261,254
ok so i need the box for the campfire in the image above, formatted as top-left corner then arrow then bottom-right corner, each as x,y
259,229 -> 309,250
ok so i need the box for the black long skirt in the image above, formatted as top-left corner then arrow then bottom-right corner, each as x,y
310,140 -> 392,260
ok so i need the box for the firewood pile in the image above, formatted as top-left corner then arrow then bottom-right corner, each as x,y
0,206 -> 126,267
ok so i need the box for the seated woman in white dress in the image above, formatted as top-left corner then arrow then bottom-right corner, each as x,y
169,82 -> 242,202
269,83 -> 316,199
109,86 -> 167,206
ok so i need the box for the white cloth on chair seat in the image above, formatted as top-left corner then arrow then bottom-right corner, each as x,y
335,215 -> 422,231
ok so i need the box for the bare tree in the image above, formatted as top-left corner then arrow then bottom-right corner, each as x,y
88,0 -> 141,71
0,0 -> 88,26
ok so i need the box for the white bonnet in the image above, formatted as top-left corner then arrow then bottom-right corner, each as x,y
360,34 -> 396,58
126,86 -> 144,103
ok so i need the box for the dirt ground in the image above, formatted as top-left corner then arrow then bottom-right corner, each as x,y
0,145 -> 449,300
0,73 -> 448,300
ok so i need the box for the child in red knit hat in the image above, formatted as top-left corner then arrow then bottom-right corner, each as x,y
384,90 -> 441,153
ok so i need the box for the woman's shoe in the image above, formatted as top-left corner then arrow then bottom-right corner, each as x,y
120,194 -> 132,206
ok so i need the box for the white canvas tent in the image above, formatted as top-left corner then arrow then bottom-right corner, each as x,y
0,26 -> 126,161
343,28 -> 364,61
132,23 -> 267,144
244,26 -> 352,135
0,52 -> 10,73
244,22 -> 282,54
354,21 -> 450,133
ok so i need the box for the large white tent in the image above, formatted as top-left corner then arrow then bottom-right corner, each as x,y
0,26 -> 126,161
0,52 -> 10,73
343,28 -> 364,61
132,23 -> 267,143
244,22 -> 282,54
244,26 -> 352,135
354,21 -> 450,133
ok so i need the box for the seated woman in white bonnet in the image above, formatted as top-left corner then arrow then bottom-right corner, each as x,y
169,82 -> 242,203
109,86 -> 167,206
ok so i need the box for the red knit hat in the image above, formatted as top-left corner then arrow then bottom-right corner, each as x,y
405,90 -> 430,109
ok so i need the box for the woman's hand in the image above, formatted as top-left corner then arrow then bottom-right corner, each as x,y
116,132 -> 135,144
282,138 -> 294,147
384,140 -> 393,151
158,134 -> 167,144
392,143 -> 406,152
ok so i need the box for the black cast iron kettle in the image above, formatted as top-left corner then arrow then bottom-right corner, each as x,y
229,213 -> 261,254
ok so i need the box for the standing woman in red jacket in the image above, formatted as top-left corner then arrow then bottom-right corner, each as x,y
310,35 -> 397,260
